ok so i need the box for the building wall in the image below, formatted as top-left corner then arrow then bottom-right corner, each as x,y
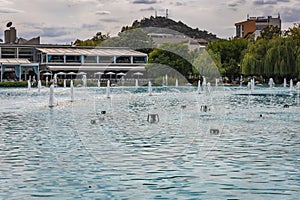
235,15 -> 281,38
235,20 -> 256,38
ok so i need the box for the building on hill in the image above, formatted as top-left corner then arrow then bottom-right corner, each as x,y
235,14 -> 281,38
147,33 -> 207,50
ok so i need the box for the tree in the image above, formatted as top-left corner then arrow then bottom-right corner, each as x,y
147,42 -> 194,80
193,50 -> 220,81
100,28 -> 154,53
74,32 -> 109,46
258,25 -> 281,40
206,38 -> 248,80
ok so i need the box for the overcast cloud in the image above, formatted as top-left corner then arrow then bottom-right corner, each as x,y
0,0 -> 299,43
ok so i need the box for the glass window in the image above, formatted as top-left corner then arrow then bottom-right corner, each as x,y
84,55 -> 97,63
99,56 -> 113,63
48,55 -> 64,63
66,55 -> 81,63
1,48 -> 16,56
116,56 -> 131,63
18,48 -> 33,55
133,56 -> 147,64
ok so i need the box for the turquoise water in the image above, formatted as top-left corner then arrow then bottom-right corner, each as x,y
0,86 -> 299,199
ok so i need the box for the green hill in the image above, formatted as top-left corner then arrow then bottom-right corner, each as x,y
129,16 -> 218,42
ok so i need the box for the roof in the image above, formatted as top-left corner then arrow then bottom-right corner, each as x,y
47,65 -> 145,71
36,47 -> 147,56
0,58 -> 31,65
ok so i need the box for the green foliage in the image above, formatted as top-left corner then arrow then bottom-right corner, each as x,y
100,28 -> 154,52
132,16 -> 218,41
258,25 -> 281,40
147,42 -> 194,81
241,24 -> 300,80
192,50 -> 220,82
0,81 -> 27,87
74,32 -> 110,46
206,38 -> 248,80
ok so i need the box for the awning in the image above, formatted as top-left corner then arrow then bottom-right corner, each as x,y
0,58 -> 40,82
47,65 -> 146,71
0,58 -> 31,65
37,47 -> 147,57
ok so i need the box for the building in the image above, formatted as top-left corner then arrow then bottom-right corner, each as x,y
235,14 -> 281,38
0,44 -> 148,82
147,33 -> 207,50
0,26 -> 148,82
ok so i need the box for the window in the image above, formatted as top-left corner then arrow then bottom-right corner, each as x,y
116,56 -> 131,63
41,54 -> 46,63
133,56 -> 147,64
84,55 -> 97,63
18,48 -> 34,61
99,56 -> 113,63
66,55 -> 81,63
48,55 -> 64,63
1,48 -> 16,58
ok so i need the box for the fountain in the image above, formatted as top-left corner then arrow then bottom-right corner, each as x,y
46,77 -> 49,87
240,75 -> 243,87
290,79 -> 294,91
70,80 -> 74,102
207,82 -> 211,94
147,113 -> 159,123
97,80 -> 101,88
1,77 -> 300,200
268,78 -> 275,88
296,81 -> 300,90
63,79 -> 67,88
165,74 -> 168,86
82,75 -> 87,87
283,78 -> 287,87
247,82 -> 251,91
202,76 -> 207,91
37,80 -> 42,92
54,74 -> 58,87
175,79 -> 178,87
215,78 -> 218,87
49,84 -> 55,107
197,80 -> 201,94
106,80 -> 111,98
148,81 -> 152,96
27,80 -> 31,91
251,78 -> 255,91
135,79 -> 138,87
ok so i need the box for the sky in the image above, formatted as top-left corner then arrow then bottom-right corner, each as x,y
0,0 -> 299,44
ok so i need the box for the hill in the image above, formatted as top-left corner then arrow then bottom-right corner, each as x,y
128,16 -> 218,42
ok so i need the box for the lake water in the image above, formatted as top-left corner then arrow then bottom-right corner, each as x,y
0,86 -> 299,199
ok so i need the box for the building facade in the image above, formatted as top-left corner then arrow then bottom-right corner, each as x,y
0,44 -> 148,82
235,15 -> 281,38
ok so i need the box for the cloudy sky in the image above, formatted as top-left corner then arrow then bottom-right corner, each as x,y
0,0 -> 299,44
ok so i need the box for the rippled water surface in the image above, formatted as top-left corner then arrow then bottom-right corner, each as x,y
0,86 -> 299,199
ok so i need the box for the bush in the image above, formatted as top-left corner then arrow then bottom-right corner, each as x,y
0,81 -> 27,87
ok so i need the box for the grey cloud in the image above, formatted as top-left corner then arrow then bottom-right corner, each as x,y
81,23 -> 102,30
41,27 -> 71,38
100,18 -> 120,23
253,0 -> 288,5
0,7 -> 23,13
132,0 -> 158,4
140,6 -> 155,11
282,7 -> 300,22
227,0 -> 246,11
170,2 -> 186,6
96,10 -> 111,15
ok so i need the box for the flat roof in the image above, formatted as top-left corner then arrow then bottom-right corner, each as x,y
47,65 -> 145,71
0,58 -> 31,64
37,47 -> 147,56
